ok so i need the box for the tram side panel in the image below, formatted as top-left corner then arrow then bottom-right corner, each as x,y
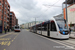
49,21 -> 60,38
41,24 -> 48,36
37,26 -> 41,34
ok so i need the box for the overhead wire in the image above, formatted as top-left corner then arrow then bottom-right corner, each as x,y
43,0 -> 61,8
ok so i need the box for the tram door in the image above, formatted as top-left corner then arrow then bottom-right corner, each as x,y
47,23 -> 50,37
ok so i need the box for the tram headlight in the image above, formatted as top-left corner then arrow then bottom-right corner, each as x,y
63,31 -> 65,35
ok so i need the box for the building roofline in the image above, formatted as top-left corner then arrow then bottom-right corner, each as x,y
63,0 -> 75,4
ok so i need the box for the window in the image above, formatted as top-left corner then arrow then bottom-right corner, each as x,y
1,15 -> 3,19
4,12 -> 6,14
5,7 -> 6,9
10,15 -> 12,17
2,4 -> 3,7
50,21 -> 57,31
2,0 -> 4,2
4,22 -> 6,27
2,9 -> 3,13
0,9 -> 1,11
4,17 -> 6,19
10,13 -> 12,15
10,18 -> 12,20
10,21 -> 12,23
0,1 -> 1,5
10,24 -> 11,26
0,20 -> 2,26
5,2 -> 7,4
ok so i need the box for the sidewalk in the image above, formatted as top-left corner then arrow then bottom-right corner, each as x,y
69,32 -> 75,38
0,31 -> 13,37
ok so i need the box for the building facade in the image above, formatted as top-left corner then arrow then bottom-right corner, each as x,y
24,21 -> 42,29
0,0 -> 10,31
63,0 -> 75,30
16,19 -> 18,25
0,0 -> 18,32
63,0 -> 75,25
10,12 -> 18,30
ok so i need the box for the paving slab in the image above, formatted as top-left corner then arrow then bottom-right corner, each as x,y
69,32 -> 75,38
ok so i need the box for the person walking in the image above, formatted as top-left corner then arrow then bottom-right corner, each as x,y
69,27 -> 71,34
4,27 -> 7,34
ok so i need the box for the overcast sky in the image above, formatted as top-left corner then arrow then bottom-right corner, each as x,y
8,0 -> 65,25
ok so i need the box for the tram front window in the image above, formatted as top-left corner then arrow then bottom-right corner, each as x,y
56,19 -> 69,35
56,20 -> 67,30
15,26 -> 19,29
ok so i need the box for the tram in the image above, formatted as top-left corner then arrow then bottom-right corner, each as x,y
30,17 -> 69,39
14,25 -> 21,32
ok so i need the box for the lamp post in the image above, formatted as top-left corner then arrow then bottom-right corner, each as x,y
41,23 -> 42,35
65,0 -> 68,29
35,18 -> 36,33
34,17 -> 37,33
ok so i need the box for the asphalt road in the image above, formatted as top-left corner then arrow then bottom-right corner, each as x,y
0,29 -> 74,50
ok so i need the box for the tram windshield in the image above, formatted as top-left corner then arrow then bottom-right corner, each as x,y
56,19 -> 67,29
15,26 -> 20,29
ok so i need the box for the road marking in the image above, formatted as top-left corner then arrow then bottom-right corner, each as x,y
0,41 -> 11,46
12,33 -> 19,35
0,33 -> 12,38
0,33 -> 20,47
35,34 -> 75,49
4,49 -> 6,50
11,33 -> 20,43
12,40 -> 13,42
55,40 -> 75,46
0,38 -> 11,40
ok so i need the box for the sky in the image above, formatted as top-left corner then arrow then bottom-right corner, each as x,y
7,0 -> 65,25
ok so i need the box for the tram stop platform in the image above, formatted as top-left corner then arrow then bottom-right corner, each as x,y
69,32 -> 75,38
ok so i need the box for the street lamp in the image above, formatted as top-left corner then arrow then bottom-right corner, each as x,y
34,17 -> 38,33
65,0 -> 68,29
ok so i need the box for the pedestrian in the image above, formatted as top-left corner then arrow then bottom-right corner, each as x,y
4,27 -> 7,34
69,27 -> 71,34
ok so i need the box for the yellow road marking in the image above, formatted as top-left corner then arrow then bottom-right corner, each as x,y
0,33 -> 20,46
0,38 -> 11,40
12,33 -> 17,34
12,40 -> 14,42
4,49 -> 6,50
0,33 -> 12,38
14,38 -> 15,39
0,41 -> 11,46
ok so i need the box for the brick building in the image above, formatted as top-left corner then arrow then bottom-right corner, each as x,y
10,12 -> 18,30
16,19 -> 18,25
0,0 -> 10,31
0,0 -> 18,32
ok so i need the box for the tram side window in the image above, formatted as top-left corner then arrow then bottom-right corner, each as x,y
51,22 -> 57,31
42,25 -> 47,31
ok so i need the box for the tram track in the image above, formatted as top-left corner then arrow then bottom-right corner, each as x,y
56,39 -> 75,47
